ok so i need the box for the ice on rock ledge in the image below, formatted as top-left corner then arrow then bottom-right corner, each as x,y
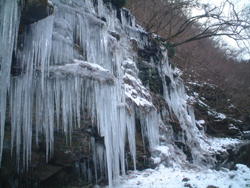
48,59 -> 115,84
122,58 -> 154,109
124,73 -> 153,109
48,0 -> 53,6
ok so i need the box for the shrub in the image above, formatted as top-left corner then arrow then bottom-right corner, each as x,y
155,37 -> 175,58
163,42 -> 175,59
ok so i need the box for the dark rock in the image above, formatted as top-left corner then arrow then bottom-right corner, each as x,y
130,38 -> 138,50
186,82 -> 243,138
0,117 -> 106,187
104,0 -> 126,10
108,31 -> 120,41
134,118 -> 154,170
116,9 -> 122,23
182,177 -> 190,182
243,131 -> 250,140
138,45 -> 159,62
207,186 -> 219,188
205,119 -> 241,138
21,0 -> 54,25
175,141 -> 193,162
74,43 -> 85,60
32,165 -> 62,181
152,93 -> 168,113
170,114 -> 182,137
223,143 -> 250,169
11,0 -> 55,76
137,61 -> 163,96
184,183 -> 193,188
11,53 -> 22,76
101,17 -> 107,22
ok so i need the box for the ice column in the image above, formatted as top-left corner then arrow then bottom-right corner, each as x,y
139,110 -> 160,151
0,0 -> 21,166
9,15 -> 53,169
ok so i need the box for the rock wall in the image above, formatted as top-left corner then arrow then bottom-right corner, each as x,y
0,0 -> 229,187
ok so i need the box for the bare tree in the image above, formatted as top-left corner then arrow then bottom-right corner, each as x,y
126,0 -> 250,55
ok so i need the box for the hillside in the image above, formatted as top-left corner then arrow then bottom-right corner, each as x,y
126,0 -> 250,137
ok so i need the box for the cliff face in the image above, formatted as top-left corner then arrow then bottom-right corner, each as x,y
0,0 -> 244,187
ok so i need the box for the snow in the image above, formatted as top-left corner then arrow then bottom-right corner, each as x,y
198,99 -> 208,107
201,137 -> 244,155
155,146 -> 170,156
118,137 -> 250,188
208,111 -> 227,120
187,81 -> 202,86
229,124 -> 239,130
124,72 -> 153,108
122,59 -> 159,151
118,163 -> 250,188
48,0 -> 53,6
229,104 -> 236,109
187,95 -> 196,104
173,67 -> 183,76
49,60 -> 115,84
216,113 -> 227,120
125,84 -> 153,107
197,120 -> 205,124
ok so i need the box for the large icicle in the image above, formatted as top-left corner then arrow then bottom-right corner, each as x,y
0,0 -> 21,166
9,15 -> 54,169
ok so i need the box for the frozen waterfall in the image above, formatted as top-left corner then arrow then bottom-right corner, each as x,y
0,0 -> 216,187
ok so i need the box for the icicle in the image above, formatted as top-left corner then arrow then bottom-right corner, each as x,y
48,80 -> 55,159
10,78 -> 22,170
10,15 -> 53,168
30,16 -> 54,92
10,72 -> 35,170
52,18 -> 73,65
125,104 -> 136,170
0,0 -> 21,166
139,110 -> 160,151
96,142 -> 107,179
91,137 -> 98,184
55,79 -> 61,131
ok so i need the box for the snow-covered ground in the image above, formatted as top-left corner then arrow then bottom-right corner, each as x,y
119,163 -> 250,188
117,138 -> 250,188
200,137 -> 244,154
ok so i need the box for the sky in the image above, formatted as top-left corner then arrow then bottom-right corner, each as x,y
191,0 -> 250,60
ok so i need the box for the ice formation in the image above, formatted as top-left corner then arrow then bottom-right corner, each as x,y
0,0 -> 22,165
0,0 -> 224,187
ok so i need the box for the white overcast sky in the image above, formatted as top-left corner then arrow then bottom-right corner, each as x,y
191,0 -> 250,60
